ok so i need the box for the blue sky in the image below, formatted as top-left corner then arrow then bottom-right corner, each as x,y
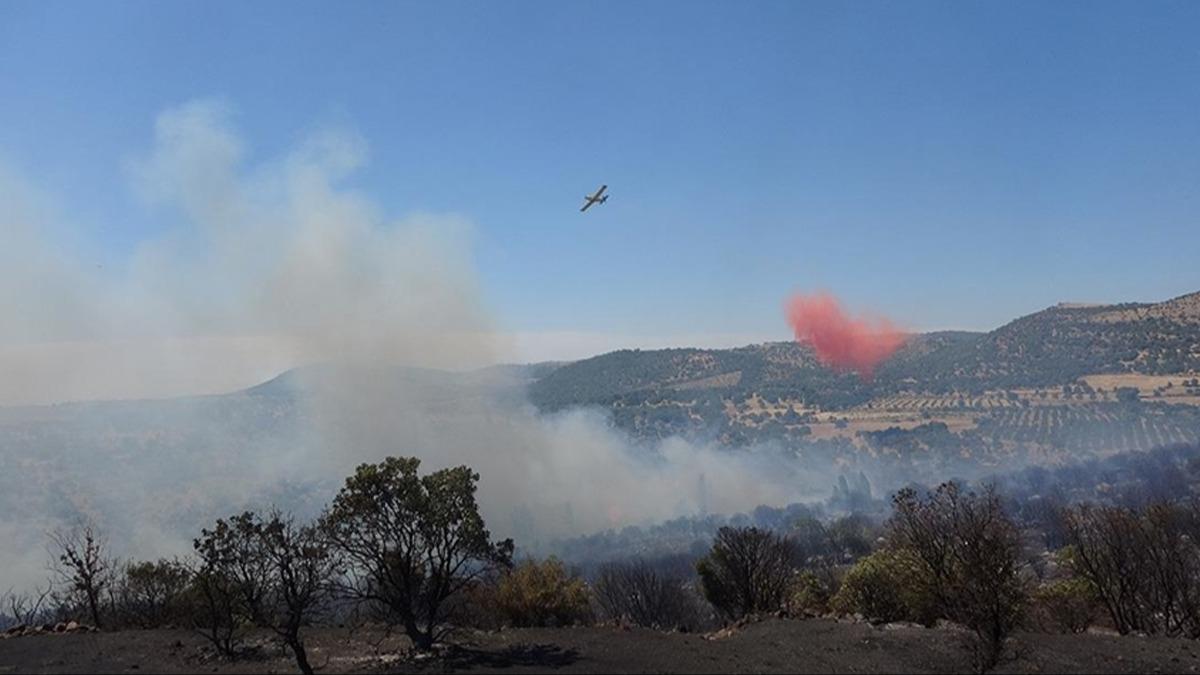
2,0 -> 1199,352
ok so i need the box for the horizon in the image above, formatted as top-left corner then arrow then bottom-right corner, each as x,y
4,284 -> 1196,408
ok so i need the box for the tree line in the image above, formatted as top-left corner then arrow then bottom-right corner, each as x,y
8,450 -> 1200,673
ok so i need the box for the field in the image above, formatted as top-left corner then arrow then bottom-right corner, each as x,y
715,385 -> 1200,455
1081,373 -> 1200,404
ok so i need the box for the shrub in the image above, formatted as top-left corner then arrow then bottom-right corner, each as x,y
593,559 -> 705,630
696,527 -> 797,620
787,569 -> 834,616
0,585 -> 54,630
1062,501 -> 1200,637
189,563 -> 245,657
113,558 -> 193,628
1031,577 -> 1099,634
826,514 -> 877,560
493,557 -> 590,627
830,549 -> 934,624
889,483 -> 1028,670
188,509 -> 334,671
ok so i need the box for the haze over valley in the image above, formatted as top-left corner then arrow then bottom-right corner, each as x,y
4,3 -> 1200,672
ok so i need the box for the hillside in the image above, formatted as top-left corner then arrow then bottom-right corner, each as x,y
530,291 -> 1200,410
886,290 -> 1200,390
1,291 -> 1197,596
526,292 -> 1200,464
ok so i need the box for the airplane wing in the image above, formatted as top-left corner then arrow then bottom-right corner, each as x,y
580,184 -> 607,212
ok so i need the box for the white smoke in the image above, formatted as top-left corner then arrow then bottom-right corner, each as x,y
0,100 -> 815,592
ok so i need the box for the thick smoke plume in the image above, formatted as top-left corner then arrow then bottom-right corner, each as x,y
0,100 -> 828,591
785,291 -> 906,378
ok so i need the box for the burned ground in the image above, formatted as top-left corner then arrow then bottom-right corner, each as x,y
2,618 -> 1199,674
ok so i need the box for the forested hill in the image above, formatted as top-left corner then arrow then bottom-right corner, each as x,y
529,291 -> 1200,411
881,290 -> 1200,391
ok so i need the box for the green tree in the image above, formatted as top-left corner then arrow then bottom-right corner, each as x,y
322,457 -> 513,650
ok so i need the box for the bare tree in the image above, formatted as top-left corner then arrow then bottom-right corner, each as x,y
696,526 -> 797,621
1061,504 -> 1145,634
1,583 -> 53,630
1063,501 -> 1200,637
890,483 -> 1027,671
48,522 -> 113,628
190,560 -> 242,657
593,559 -> 703,630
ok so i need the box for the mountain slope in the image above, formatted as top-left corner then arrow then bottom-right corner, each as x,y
886,290 -> 1200,390
529,291 -> 1200,410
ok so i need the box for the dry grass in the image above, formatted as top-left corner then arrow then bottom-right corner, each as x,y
1081,373 -> 1200,404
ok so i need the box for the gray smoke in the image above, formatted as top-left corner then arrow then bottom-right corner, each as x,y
0,100 -> 819,592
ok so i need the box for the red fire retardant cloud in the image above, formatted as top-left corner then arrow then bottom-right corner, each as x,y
785,292 -> 907,379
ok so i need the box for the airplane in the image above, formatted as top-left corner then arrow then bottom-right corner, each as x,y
580,184 -> 608,212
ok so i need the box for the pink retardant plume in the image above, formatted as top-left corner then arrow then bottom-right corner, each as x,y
784,292 -> 908,380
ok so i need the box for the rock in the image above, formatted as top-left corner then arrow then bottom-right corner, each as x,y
65,621 -> 79,632
5,624 -> 26,636
54,622 -> 67,633
703,625 -> 739,641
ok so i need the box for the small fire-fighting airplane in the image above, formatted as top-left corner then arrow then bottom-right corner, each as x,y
580,184 -> 608,212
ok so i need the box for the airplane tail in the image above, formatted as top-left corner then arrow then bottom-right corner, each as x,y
600,195 -> 608,203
